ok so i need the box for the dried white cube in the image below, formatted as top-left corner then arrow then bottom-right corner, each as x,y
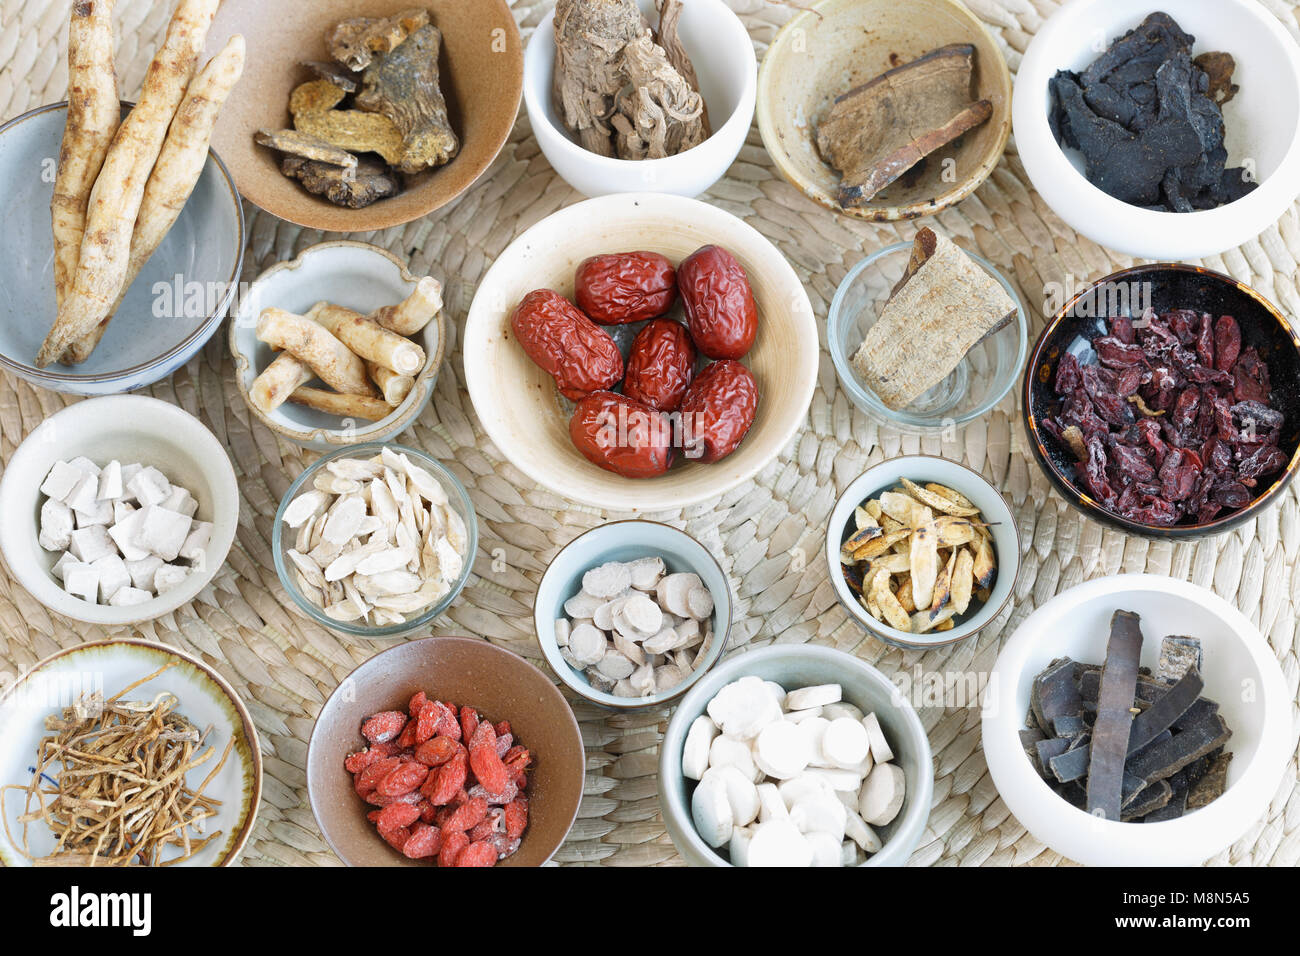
67,456 -> 101,477
153,563 -> 190,594
179,521 -> 212,563
125,556 -> 164,591
74,497 -> 114,528
108,586 -> 153,607
113,500 -> 136,524
119,463 -> 143,499
51,551 -> 78,580
127,467 -> 171,507
108,509 -> 151,562
68,525 -> 116,564
40,461 -> 85,502
91,554 -> 131,603
65,474 -> 100,514
138,506 -> 192,562
39,499 -> 74,551
161,486 -> 198,518
97,460 -> 123,501
63,562 -> 100,603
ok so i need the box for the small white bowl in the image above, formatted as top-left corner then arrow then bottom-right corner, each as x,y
523,0 -> 757,198
826,456 -> 1020,649
981,575 -> 1293,867
230,241 -> 446,452
1014,0 -> 1300,260
462,192 -> 819,513
0,396 -> 239,627
533,520 -> 732,710
0,638 -> 262,866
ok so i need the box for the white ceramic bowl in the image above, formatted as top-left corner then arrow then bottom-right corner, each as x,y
0,638 -> 261,866
230,241 -> 446,452
658,644 -> 934,867
0,102 -> 244,395
1014,0 -> 1300,260
0,396 -> 239,627
826,456 -> 1020,649
523,0 -> 757,198
533,519 -> 733,709
462,192 -> 819,512
982,575 -> 1293,866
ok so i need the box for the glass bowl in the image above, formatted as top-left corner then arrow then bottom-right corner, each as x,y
827,242 -> 1028,430
272,442 -> 478,638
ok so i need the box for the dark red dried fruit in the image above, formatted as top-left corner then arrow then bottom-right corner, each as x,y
679,359 -> 758,464
510,289 -> 624,400
569,391 -> 674,479
623,318 -> 697,412
678,245 -> 758,360
575,251 -> 677,324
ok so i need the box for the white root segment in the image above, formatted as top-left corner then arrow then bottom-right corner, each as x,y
368,361 -> 414,405
309,302 -> 426,376
372,275 -> 443,335
257,308 -> 373,395
249,352 -> 313,414
287,386 -> 393,422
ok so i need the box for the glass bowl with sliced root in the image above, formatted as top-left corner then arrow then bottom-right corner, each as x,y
826,455 -> 1020,650
271,443 -> 477,638
230,241 -> 446,452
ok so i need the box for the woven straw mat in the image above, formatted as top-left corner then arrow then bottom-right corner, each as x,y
1,0 -> 1298,868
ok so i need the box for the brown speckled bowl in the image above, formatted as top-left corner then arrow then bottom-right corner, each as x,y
306,637 -> 584,866
206,0 -> 522,231
1024,263 -> 1300,539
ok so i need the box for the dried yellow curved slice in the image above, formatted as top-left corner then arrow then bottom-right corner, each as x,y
930,546 -> 957,614
909,514 -> 939,608
924,482 -> 977,510
872,568 -> 912,631
933,515 -> 979,547
900,477 -> 982,517
950,547 -> 975,613
852,528 -> 910,561
972,533 -> 996,590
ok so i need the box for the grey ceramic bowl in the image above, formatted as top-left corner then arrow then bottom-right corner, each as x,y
0,101 -> 244,395
658,644 -> 934,866
533,520 -> 733,710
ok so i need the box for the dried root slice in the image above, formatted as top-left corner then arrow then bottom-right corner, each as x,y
852,528 -> 909,561
900,477 -> 981,517
972,533 -> 996,590
250,352 -> 313,414
930,547 -> 957,615
255,128 -> 359,174
950,548 -> 975,614
923,482 -> 977,510
257,307 -> 373,395
908,512 -> 938,609
288,386 -> 393,422
871,569 -> 911,631
373,276 -> 443,336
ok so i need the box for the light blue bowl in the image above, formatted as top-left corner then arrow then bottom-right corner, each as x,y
0,101 -> 244,395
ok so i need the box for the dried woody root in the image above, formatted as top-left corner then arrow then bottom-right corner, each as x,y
1,663 -> 233,866
553,0 -> 710,160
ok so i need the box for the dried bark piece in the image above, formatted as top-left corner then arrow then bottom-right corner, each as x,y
1048,733 -> 1092,782
255,128 -> 358,175
553,0 -> 645,157
610,33 -> 708,159
301,59 -> 358,92
1030,657 -> 1079,731
1121,779 -> 1173,820
290,78 -> 347,116
815,44 -> 992,207
1127,667 -> 1204,753
653,0 -> 707,127
328,8 -> 430,72
1185,752 -> 1232,810
1124,712 -> 1232,790
293,103 -> 407,166
1157,636 -> 1202,682
1085,610 -> 1144,820
356,25 -> 459,173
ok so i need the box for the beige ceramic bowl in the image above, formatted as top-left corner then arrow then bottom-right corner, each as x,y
757,0 -> 1012,221
206,0 -> 522,231
462,192 -> 819,512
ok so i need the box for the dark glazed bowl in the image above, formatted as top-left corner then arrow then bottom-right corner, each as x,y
306,637 -> 584,866
1024,264 -> 1300,538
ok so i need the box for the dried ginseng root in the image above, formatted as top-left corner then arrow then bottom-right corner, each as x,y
0,663 -> 232,866
839,478 -> 998,634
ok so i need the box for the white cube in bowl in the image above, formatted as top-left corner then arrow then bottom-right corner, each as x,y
230,241 -> 446,452
981,575 -> 1293,866
523,0 -> 757,198
1013,0 -> 1300,259
0,396 -> 239,627
826,456 -> 1020,649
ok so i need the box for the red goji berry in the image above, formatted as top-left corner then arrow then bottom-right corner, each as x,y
438,830 -> 469,868
456,840 -> 498,867
355,755 -> 402,795
468,807 -> 505,843
421,751 -> 467,805
361,711 -> 407,745
418,801 -> 437,824
468,722 -> 510,795
502,745 -> 531,771
415,700 -> 440,744
468,779 -> 518,804
504,799 -> 528,841
394,717 -> 420,751
439,796 -> 488,833
344,748 -> 381,774
493,720 -> 511,737
494,732 -> 513,757
459,705 -> 479,740
402,822 -> 442,859
414,736 -> 461,768
381,825 -> 410,852
375,802 -> 421,833
367,809 -> 383,824
365,790 -> 423,807
376,761 -> 429,797
408,690 -> 428,719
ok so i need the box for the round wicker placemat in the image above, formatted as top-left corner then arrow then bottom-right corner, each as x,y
1,0 -> 1297,867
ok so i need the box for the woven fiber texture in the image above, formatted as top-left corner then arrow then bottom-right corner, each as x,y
1,0 -> 1298,867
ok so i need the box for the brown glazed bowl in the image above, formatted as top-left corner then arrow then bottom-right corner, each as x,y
306,637 -> 584,866
206,0 -> 523,231
1024,264 -> 1300,539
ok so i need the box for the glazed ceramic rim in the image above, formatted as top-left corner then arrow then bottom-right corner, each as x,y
827,241 -> 1029,428
523,0 -> 757,177
0,101 -> 245,386
1022,262 -> 1300,538
1013,0 -> 1300,258
229,240 -> 447,447
825,454 -> 1022,649
531,519 -> 734,710
981,574 -> 1293,864
756,0 -> 1013,222
305,635 -> 584,866
0,395 -> 240,626
271,441 -> 478,637
229,0 -> 523,232
657,643 -> 935,866
0,637 -> 263,867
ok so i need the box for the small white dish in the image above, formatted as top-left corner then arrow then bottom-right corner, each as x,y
1014,0 -> 1300,259
533,519 -> 733,710
230,240 -> 446,452
523,0 -> 757,198
981,575 -> 1293,867
826,455 -> 1020,649
0,102 -> 244,395
0,638 -> 262,866
0,395 -> 239,627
